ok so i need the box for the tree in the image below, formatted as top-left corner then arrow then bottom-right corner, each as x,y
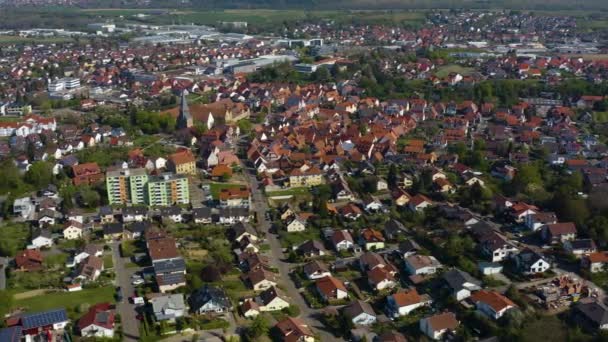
79,187 -> 101,208
24,162 -> 53,188
387,164 -> 398,188
247,315 -> 269,340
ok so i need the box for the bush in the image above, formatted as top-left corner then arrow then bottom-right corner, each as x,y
283,304 -> 301,317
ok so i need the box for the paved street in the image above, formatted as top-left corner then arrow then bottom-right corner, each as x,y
112,241 -> 141,342
244,169 -> 342,341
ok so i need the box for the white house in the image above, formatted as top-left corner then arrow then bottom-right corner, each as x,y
387,289 -> 432,317
404,255 -> 442,275
331,230 -> 355,251
420,312 -> 459,340
286,217 -> 306,232
63,220 -> 84,240
31,229 -> 53,249
470,290 -> 516,320
343,300 -> 377,326
514,250 -> 551,275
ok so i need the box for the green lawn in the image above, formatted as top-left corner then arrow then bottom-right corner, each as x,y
520,315 -> 568,342
12,287 -> 115,316
435,64 -> 475,78
266,187 -> 311,197
103,254 -> 114,269
209,182 -> 246,200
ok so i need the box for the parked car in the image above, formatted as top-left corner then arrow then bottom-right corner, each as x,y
132,278 -> 144,285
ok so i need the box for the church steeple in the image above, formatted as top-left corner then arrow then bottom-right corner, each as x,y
176,91 -> 193,129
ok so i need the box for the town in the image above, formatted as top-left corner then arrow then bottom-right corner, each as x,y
1,3 -> 608,342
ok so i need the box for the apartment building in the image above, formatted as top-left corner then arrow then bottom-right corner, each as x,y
106,168 -> 189,206
148,174 -> 190,206
106,168 -> 148,205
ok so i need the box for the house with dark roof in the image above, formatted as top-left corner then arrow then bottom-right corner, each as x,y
574,299 -> 608,331
303,260 -> 331,280
189,285 -> 232,314
564,239 -> 597,257
442,268 -> 482,301
16,308 -> 69,338
150,294 -> 186,322
343,300 -> 377,326
103,223 -> 124,241
192,206 -> 213,224
513,249 -> 551,275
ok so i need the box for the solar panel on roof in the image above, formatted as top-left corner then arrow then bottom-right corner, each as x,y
21,309 -> 68,329
157,273 -> 185,285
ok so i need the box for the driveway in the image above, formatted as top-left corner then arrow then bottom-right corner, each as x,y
112,241 -> 141,341
244,169 -> 343,341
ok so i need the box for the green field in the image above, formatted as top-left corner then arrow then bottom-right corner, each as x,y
12,287 -> 115,316
78,8 -> 426,28
209,182 -> 246,199
435,64 -> 476,78
0,35 -> 74,45
266,187 -> 311,197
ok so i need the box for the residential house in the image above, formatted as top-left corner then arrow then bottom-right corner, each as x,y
408,194 -> 433,212
72,162 -> 104,186
78,303 -> 115,338
343,300 -> 377,326
75,256 -> 104,282
404,255 -> 442,275
525,212 -> 557,231
103,223 -> 124,241
63,220 -> 83,240
189,286 -> 231,314
150,294 -> 186,321
397,239 -> 422,259
286,217 -> 307,233
245,268 -> 278,291
218,187 -> 251,208
30,229 -> 53,249
419,312 -> 459,340
275,317 -> 315,342
16,309 -> 69,340
470,290 -> 516,320
359,228 -> 386,251
160,206 -> 183,223
514,249 -> 551,275
442,268 -> 482,301
303,260 -> 331,280
289,166 -> 324,187
331,229 -> 355,252
573,299 -> 608,331
387,289 -> 432,317
298,240 -> 326,258
231,222 -> 259,243
256,286 -> 290,312
192,207 -> 213,224
367,266 -> 398,291
315,276 -> 348,302
479,231 -> 519,262
583,252 -> 608,273
543,222 -> 577,244
167,150 -> 196,175
15,249 -> 43,272
564,239 -> 597,257
98,206 -> 114,224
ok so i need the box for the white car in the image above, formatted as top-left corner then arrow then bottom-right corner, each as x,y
131,278 -> 145,286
